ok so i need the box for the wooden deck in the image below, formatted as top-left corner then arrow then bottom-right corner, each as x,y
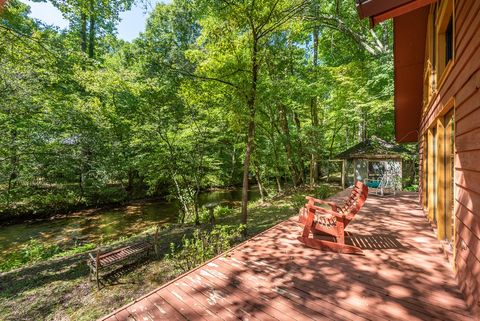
99,191 -> 472,321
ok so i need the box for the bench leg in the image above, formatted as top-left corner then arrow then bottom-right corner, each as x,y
87,261 -> 94,282
96,268 -> 99,289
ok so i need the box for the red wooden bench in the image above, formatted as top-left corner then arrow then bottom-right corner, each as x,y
298,181 -> 368,254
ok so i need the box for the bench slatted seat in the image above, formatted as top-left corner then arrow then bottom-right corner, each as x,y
87,231 -> 158,288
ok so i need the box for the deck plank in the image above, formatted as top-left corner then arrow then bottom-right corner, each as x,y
99,191 -> 472,321
144,292 -> 187,320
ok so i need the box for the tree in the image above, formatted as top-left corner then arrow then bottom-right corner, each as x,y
189,0 -> 308,230
0,0 -> 401,225
39,0 -> 134,57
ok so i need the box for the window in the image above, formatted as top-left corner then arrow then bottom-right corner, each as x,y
423,1 -> 455,110
436,0 -> 454,84
445,17 -> 453,65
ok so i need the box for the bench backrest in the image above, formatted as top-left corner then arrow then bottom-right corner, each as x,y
341,181 -> 368,224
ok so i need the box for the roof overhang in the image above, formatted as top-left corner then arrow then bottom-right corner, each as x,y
356,0 -> 437,26
393,7 -> 429,143
356,0 -> 435,143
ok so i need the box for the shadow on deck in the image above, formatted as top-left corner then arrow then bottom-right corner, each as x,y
99,190 -> 472,321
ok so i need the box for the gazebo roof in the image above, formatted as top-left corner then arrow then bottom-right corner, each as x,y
336,136 -> 408,160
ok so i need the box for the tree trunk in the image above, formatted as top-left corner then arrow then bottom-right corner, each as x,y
241,38 -> 259,231
279,104 -> 300,186
194,191 -> 200,225
173,175 -> 189,224
80,12 -> 87,54
272,139 -> 283,193
309,25 -> 320,186
241,112 -> 255,227
126,169 -> 136,200
88,0 -> 95,59
362,108 -> 368,142
229,144 -> 237,186
327,121 -> 343,181
7,129 -> 18,207
254,160 -> 266,202
293,112 -> 305,184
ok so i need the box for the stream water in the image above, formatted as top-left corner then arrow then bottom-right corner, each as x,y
0,188 -> 261,256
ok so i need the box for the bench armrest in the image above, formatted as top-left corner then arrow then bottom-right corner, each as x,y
305,196 -> 338,210
307,204 -> 345,219
88,252 -> 97,262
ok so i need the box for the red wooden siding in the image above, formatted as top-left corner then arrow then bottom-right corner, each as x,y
418,0 -> 480,317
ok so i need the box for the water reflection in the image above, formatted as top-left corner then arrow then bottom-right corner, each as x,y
0,188 -> 260,256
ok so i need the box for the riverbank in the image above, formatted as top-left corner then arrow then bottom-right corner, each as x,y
0,187 -> 262,258
0,194 -> 157,226
0,185 -> 248,226
0,184 -> 338,321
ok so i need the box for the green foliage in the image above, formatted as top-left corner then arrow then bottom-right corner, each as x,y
292,184 -> 332,210
314,184 -> 332,199
214,206 -> 234,218
292,194 -> 308,211
0,239 -> 96,272
197,205 -> 235,224
165,225 -> 245,272
0,0 -> 413,224
404,184 -> 419,192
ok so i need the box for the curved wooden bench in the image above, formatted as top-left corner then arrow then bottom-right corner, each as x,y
298,181 -> 369,254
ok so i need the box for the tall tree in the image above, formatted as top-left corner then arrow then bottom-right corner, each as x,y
190,0 -> 308,230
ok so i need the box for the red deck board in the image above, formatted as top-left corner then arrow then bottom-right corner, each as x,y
224,241 -> 469,319
214,258 -> 363,321
157,289 -> 209,320
172,276 -> 239,321
193,267 -> 280,320
168,282 -> 224,321
99,191 -> 472,321
144,293 -> 187,320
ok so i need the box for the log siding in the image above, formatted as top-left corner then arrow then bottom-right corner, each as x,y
419,0 -> 480,317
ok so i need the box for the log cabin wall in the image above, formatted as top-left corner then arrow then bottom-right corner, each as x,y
418,0 -> 480,316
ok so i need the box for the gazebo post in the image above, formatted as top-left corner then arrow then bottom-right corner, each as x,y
399,158 -> 403,190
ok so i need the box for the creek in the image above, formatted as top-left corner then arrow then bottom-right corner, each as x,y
0,188 -> 260,256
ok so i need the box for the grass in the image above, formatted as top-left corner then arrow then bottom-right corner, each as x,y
0,184 -> 340,321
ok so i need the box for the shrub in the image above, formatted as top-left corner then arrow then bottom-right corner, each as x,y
292,194 -> 307,210
0,240 -> 96,272
198,205 -> 234,224
404,184 -> 419,192
314,184 -> 331,199
53,243 -> 96,258
0,239 -> 61,272
213,206 -> 233,218
165,224 -> 245,272
198,208 -> 212,224
292,185 -> 332,210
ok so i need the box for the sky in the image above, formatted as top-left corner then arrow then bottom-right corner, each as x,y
22,0 -> 169,41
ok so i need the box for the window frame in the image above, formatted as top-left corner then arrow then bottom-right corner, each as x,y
423,1 -> 455,112
435,0 -> 455,88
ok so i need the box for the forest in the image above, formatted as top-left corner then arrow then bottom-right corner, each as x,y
0,0 -> 400,225
0,0 -> 422,319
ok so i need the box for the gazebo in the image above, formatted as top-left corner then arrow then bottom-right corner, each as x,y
336,136 -> 408,190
